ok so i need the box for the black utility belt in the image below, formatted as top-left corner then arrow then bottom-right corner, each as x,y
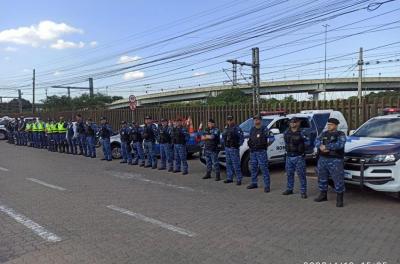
286,153 -> 305,157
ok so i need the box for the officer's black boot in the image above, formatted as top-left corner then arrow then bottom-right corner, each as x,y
202,172 -> 211,179
282,190 -> 294,195
314,191 -> 328,202
215,172 -> 221,181
336,192 -> 344,207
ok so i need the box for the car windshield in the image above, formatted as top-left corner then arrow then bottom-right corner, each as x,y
239,118 -> 273,133
353,118 -> 400,138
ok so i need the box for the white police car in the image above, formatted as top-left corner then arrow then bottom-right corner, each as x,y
200,110 -> 348,176
344,114 -> 400,194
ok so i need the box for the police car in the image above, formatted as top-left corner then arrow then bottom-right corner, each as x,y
109,125 -> 202,159
200,110 -> 348,176
344,113 -> 400,195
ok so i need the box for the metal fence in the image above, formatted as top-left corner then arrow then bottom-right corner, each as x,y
3,97 -> 400,130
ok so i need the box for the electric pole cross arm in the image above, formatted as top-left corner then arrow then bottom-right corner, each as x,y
51,78 -> 94,98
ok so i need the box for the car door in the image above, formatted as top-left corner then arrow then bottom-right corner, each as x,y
267,118 -> 289,160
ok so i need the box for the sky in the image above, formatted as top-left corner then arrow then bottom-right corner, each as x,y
0,0 -> 399,102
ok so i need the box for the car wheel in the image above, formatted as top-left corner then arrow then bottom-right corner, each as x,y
0,131 -> 6,140
111,145 -> 122,159
241,152 -> 251,177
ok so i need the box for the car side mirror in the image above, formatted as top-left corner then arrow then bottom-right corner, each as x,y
349,130 -> 355,136
270,128 -> 280,135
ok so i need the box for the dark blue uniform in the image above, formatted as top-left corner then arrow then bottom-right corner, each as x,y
315,130 -> 346,193
85,122 -> 98,158
222,124 -> 244,183
143,123 -> 158,168
76,121 -> 87,156
158,125 -> 173,171
120,126 -> 132,164
284,129 -> 310,194
247,125 -> 274,190
99,123 -> 113,161
203,127 -> 221,177
130,125 -> 145,166
172,126 -> 190,174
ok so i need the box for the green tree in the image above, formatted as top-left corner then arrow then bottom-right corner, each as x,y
207,89 -> 252,106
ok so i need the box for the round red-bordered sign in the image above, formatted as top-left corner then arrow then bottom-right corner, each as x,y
129,95 -> 136,103
129,101 -> 137,111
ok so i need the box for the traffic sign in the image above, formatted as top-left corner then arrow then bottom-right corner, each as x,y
129,101 -> 137,111
129,95 -> 136,103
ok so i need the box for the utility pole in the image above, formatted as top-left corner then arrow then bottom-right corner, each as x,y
252,47 -> 260,113
32,69 -> 35,114
227,47 -> 261,115
357,47 -> 364,104
323,24 -> 329,101
18,89 -> 22,114
89,78 -> 94,97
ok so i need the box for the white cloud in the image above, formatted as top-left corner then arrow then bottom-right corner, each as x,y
50,39 -> 85,50
0,20 -> 83,47
4,46 -> 18,52
118,55 -> 141,64
193,72 -> 207,77
89,41 -> 98,47
54,71 -> 62,76
123,71 -> 145,80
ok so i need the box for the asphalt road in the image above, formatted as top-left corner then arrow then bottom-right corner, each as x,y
0,141 -> 399,264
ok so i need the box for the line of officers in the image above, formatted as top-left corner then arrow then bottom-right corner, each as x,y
9,113 -> 346,207
203,114 -> 346,208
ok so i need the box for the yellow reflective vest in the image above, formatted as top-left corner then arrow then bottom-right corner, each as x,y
57,122 -> 67,133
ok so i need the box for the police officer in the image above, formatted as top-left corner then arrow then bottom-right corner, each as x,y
36,118 -> 46,149
119,121 -> 132,164
56,116 -> 68,153
143,116 -> 158,169
46,119 -> 55,152
25,120 -> 32,147
222,115 -> 244,185
130,121 -> 145,166
172,118 -> 189,175
99,117 -> 113,161
75,114 -> 87,156
247,115 -> 274,193
18,116 -> 26,146
282,117 -> 309,198
314,118 -> 346,207
67,120 -> 78,155
201,118 -> 221,181
158,118 -> 173,171
86,118 -> 98,158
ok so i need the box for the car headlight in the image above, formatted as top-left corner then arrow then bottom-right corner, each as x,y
370,154 -> 398,163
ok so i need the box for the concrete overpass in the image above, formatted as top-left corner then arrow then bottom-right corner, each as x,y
107,77 -> 400,109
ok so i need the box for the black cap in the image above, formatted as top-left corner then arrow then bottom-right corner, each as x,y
226,115 -> 233,121
253,115 -> 261,120
100,116 -> 107,120
161,118 -> 168,122
290,117 -> 300,122
328,118 -> 340,125
208,118 -> 215,123
121,121 -> 127,124
144,115 -> 152,120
